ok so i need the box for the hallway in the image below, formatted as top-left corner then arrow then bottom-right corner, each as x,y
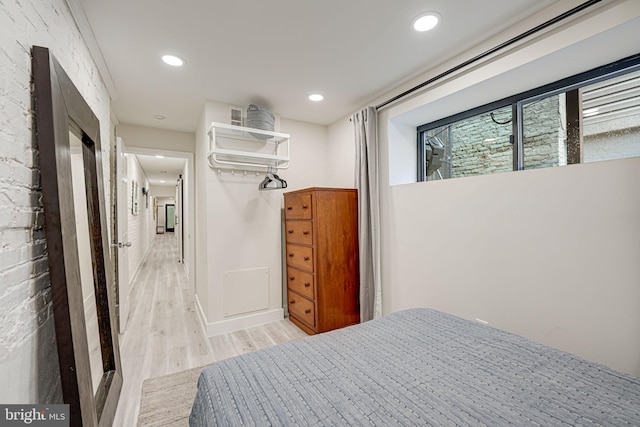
113,233 -> 213,425
113,233 -> 306,426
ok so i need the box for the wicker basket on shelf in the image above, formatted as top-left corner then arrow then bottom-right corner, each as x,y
247,104 -> 274,138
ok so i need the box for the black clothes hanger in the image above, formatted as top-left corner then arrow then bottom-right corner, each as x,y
258,167 -> 287,191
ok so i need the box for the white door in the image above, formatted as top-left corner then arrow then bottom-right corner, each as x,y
115,137 -> 131,333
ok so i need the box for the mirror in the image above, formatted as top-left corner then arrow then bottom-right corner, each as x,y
32,46 -> 122,427
69,126 -> 104,395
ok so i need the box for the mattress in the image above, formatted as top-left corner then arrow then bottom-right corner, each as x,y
190,308 -> 640,426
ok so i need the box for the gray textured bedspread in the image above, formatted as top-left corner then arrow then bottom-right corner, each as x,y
190,308 -> 640,426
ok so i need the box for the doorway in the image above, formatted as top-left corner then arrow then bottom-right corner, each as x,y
166,204 -> 175,232
110,143 -> 196,337
156,203 -> 166,234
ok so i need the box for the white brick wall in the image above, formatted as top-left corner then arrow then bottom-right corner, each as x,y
0,0 -> 112,403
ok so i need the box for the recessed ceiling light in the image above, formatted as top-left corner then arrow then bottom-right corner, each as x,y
154,114 -> 166,120
309,94 -> 324,102
412,13 -> 440,32
162,55 -> 185,67
155,155 -> 165,159
160,180 -> 166,183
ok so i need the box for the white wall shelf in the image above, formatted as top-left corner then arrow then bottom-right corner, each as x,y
207,122 -> 290,170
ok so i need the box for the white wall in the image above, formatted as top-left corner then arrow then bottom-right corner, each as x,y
280,118 -> 331,190
387,120 -> 417,186
0,0 -> 112,403
369,0 -> 640,377
118,123 -> 195,152
384,159 -> 640,375
195,102 -> 332,335
194,106 -> 211,320
152,185 -> 177,198
327,117 -> 356,188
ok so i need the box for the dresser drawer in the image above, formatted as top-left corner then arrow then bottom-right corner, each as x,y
286,267 -> 314,300
288,291 -> 315,327
286,245 -> 313,271
285,221 -> 313,246
285,193 -> 312,220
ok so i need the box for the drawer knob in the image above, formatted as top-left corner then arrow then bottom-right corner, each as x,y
302,204 -> 308,209
289,300 -> 295,304
289,276 -> 295,281
303,230 -> 309,235
303,256 -> 310,261
288,253 -> 294,257
305,309 -> 311,314
288,229 -> 294,234
304,282 -> 311,288
287,206 -> 293,210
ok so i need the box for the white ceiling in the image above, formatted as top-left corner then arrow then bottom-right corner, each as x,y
77,0 -> 560,132
135,154 -> 185,187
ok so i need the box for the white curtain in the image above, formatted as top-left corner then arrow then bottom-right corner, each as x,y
351,107 -> 382,322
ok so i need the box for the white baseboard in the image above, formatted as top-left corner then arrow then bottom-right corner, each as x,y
127,240 -> 151,289
198,307 -> 285,338
194,294 -> 214,354
119,239 -> 153,334
194,294 -> 209,338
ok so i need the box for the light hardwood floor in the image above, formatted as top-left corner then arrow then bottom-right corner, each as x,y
112,233 -> 306,426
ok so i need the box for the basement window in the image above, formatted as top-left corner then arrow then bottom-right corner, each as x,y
418,54 -> 640,181
421,105 -> 514,180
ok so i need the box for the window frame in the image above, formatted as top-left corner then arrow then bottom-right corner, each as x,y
417,52 -> 640,181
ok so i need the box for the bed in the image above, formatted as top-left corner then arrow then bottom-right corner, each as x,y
190,308 -> 640,426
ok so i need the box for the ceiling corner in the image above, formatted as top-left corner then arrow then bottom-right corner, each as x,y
65,0 -> 119,101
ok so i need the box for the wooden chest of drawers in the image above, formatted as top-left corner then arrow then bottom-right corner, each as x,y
284,188 -> 360,334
